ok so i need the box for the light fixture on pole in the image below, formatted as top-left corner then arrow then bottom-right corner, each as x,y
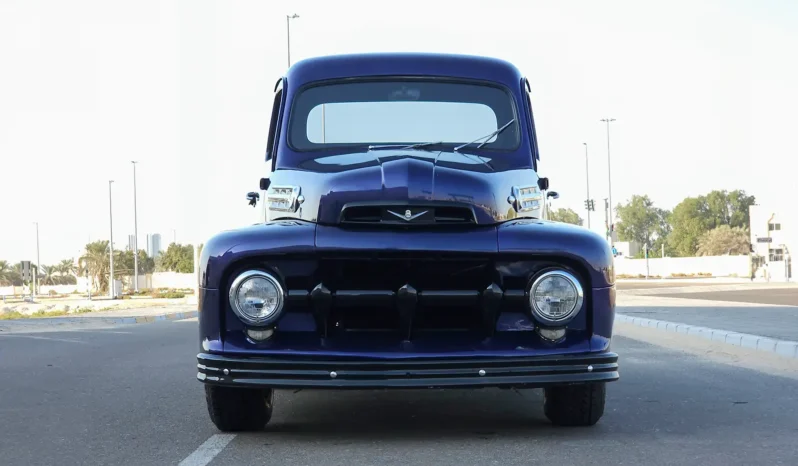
583,143 -> 591,229
286,14 -> 299,67
600,118 -> 616,244
33,222 -> 40,296
108,180 -> 115,299
131,161 -> 139,293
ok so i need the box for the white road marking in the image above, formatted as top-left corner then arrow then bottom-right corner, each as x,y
178,434 -> 236,466
66,330 -> 134,334
0,334 -> 89,344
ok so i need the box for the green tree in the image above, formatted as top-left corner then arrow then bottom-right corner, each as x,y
705,189 -> 756,229
0,260 -> 15,286
548,208 -> 584,226
668,190 -> 755,257
696,225 -> 751,256
79,241 -> 111,291
39,265 -> 58,285
157,243 -> 195,273
615,195 -> 670,249
54,259 -> 77,284
137,250 -> 156,274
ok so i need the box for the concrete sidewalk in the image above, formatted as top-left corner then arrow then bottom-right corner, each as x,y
0,304 -> 198,334
617,294 -> 798,341
618,281 -> 798,296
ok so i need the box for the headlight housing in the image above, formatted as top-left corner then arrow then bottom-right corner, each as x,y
528,270 -> 584,325
507,185 -> 542,213
228,270 -> 285,326
267,185 -> 304,213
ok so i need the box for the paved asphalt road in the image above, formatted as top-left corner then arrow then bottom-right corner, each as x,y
2,320 -> 798,465
616,287 -> 798,341
654,288 -> 798,307
615,281 -> 721,290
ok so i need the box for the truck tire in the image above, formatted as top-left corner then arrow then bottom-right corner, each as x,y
543,383 -> 606,426
205,386 -> 273,432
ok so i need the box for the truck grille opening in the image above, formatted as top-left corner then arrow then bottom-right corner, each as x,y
315,256 -> 492,334
339,205 -> 476,225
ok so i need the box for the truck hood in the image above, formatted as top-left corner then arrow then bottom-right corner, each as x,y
269,150 -> 539,225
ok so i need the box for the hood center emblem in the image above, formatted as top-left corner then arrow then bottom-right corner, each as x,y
387,209 -> 428,222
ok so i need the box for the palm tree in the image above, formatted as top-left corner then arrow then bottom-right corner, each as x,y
0,260 -> 13,286
54,259 -> 77,284
80,241 -> 110,291
40,265 -> 58,286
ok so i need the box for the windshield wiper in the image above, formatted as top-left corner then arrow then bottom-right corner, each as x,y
454,119 -> 516,152
368,141 -> 445,152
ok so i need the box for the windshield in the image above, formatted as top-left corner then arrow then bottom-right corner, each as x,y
287,79 -> 520,151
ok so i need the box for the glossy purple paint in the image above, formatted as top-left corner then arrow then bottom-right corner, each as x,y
198,52 -> 616,360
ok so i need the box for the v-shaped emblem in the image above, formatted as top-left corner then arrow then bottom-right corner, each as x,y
387,209 -> 428,222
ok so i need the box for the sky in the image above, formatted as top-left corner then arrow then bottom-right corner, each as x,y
1,0 -> 796,265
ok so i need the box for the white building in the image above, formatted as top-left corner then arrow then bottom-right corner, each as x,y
749,205 -> 793,280
146,233 -> 162,259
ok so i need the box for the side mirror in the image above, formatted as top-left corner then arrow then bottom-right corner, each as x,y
260,178 -> 271,191
547,191 -> 559,200
246,192 -> 260,207
537,177 -> 549,191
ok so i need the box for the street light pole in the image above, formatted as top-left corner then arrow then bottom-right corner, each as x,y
583,142 -> 590,229
33,222 -> 40,295
131,161 -> 139,292
600,118 -> 616,244
286,14 -> 299,67
108,180 -> 115,299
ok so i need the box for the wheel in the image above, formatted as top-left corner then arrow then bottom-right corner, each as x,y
543,383 -> 606,426
205,385 -> 274,432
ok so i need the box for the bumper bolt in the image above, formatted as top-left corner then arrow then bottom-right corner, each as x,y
223,369 -> 229,375
587,365 -> 593,372
330,371 -> 337,379
478,369 -> 486,376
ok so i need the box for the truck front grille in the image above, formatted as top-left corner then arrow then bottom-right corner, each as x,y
339,204 -> 476,226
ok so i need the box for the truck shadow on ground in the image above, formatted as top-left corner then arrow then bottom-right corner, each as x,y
261,387 -> 584,441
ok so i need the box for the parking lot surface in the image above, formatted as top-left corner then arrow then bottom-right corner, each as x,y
653,288 -> 798,307
2,319 -> 798,465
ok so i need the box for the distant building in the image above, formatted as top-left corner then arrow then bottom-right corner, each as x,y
749,205 -> 792,280
146,233 -> 162,259
128,235 -> 137,252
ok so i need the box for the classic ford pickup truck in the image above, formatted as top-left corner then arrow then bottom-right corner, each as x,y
196,52 -> 618,431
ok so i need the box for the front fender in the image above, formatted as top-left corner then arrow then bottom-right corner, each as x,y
199,220 -> 317,289
497,219 -> 614,288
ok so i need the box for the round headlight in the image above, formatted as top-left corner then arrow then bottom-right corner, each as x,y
228,270 -> 285,326
529,270 -> 584,324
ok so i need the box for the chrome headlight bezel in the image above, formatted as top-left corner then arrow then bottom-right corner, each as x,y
527,269 -> 584,325
228,270 -> 285,327
267,185 -> 304,213
507,185 -> 542,213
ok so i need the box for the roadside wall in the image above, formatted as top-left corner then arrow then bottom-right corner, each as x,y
615,255 -> 751,278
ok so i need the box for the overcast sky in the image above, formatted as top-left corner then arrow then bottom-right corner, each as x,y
1,0 -> 796,264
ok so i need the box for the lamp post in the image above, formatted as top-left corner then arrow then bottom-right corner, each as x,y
131,161 -> 139,292
583,143 -> 591,229
600,118 -> 616,244
33,222 -> 40,295
286,14 -> 299,67
108,180 -> 115,299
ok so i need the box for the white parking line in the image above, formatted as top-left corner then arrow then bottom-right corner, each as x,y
178,434 -> 236,466
66,330 -> 134,334
0,334 -> 89,344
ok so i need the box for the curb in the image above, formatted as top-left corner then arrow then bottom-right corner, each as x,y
0,310 -> 199,326
117,310 -> 198,324
615,314 -> 798,359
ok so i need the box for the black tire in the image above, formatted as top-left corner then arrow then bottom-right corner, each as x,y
543,383 -> 606,426
205,385 -> 274,432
